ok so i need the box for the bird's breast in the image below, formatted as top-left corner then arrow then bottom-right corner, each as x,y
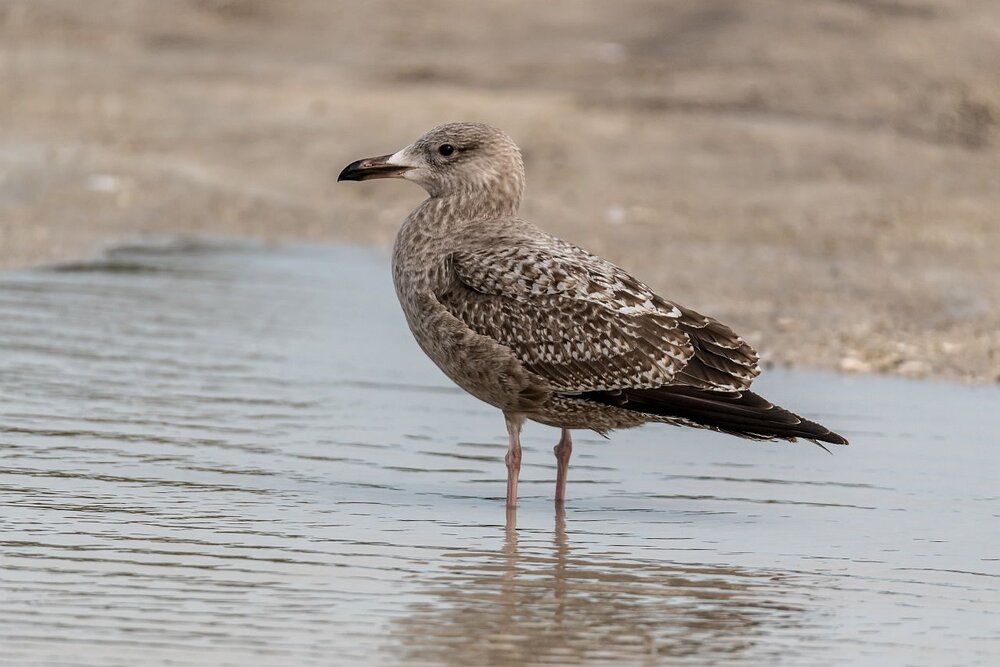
390,230 -> 548,414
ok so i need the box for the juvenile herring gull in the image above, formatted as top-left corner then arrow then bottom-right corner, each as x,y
339,122 -> 847,508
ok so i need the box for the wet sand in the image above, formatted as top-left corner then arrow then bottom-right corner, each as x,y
1,1 -> 999,383
2,242 -> 999,666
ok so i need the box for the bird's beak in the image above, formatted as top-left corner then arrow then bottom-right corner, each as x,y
337,154 -> 412,182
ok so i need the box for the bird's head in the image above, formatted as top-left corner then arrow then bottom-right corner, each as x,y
338,122 -> 525,214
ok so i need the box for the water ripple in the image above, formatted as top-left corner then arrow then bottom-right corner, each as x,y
1,242 -> 998,666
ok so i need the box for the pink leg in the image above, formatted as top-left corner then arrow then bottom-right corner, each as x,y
504,413 -> 524,508
554,428 -> 572,504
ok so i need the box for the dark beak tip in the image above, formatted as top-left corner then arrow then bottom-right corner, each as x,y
337,159 -> 365,182
337,154 -> 409,183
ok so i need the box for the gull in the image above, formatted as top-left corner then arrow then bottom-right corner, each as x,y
339,122 -> 847,508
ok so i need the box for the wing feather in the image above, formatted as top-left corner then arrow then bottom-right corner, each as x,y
440,236 -> 759,394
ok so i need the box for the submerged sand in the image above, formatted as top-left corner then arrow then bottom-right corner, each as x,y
1,1 -> 998,382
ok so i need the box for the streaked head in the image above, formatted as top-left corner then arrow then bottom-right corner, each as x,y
338,122 -> 525,212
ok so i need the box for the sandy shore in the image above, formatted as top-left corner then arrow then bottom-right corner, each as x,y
1,0 -> 998,382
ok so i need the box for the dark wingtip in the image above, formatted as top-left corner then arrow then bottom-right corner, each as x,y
799,420 -> 849,449
809,432 -> 848,455
822,431 -> 850,446
579,386 -> 850,448
806,420 -> 849,446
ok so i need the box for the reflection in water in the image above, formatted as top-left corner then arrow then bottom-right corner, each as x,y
392,509 -> 806,665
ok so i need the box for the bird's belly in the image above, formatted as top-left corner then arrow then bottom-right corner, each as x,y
529,395 -> 651,433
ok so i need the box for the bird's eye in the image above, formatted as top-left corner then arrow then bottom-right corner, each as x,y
438,144 -> 455,156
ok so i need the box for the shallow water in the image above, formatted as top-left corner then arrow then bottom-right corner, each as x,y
1,242 -> 998,666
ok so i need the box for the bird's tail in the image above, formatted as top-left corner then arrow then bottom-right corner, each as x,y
579,386 -> 848,446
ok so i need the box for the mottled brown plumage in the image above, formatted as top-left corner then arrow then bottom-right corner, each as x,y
339,122 -> 847,508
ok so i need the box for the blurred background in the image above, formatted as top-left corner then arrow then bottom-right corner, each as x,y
1,0 -> 998,380
4,5 -> 1000,666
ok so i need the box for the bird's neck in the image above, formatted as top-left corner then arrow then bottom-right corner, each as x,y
393,193 -> 516,286
430,188 -> 521,221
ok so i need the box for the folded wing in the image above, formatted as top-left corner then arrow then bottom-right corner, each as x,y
438,236 -> 760,395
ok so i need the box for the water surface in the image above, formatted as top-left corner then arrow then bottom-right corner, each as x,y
1,242 -> 998,666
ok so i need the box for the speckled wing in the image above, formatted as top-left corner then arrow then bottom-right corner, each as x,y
439,238 -> 760,394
